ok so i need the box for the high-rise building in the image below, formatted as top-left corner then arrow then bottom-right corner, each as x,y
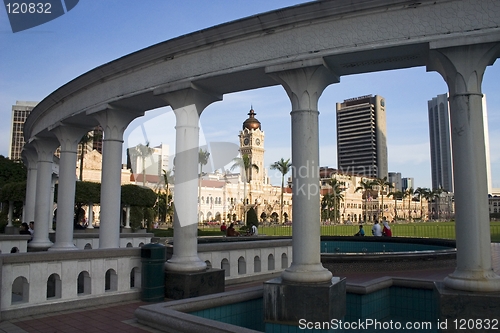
336,95 -> 388,179
428,93 -> 492,194
127,143 -> 170,184
428,94 -> 453,192
388,172 -> 402,192
9,101 -> 37,160
402,177 -> 414,191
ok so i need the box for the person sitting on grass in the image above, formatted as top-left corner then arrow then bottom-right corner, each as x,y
354,225 -> 365,236
226,223 -> 240,237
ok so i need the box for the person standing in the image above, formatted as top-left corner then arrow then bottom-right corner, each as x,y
382,217 -> 392,237
372,220 -> 382,236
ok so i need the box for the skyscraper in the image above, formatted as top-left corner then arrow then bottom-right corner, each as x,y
428,93 -> 492,193
336,95 -> 388,179
9,101 -> 37,160
428,94 -> 454,192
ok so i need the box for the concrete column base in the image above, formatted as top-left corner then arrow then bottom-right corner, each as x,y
263,277 -> 346,326
4,226 -> 17,235
165,268 -> 224,300
435,281 -> 500,332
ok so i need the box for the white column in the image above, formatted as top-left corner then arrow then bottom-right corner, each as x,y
94,108 -> 141,249
159,85 -> 221,272
7,201 -> 14,227
21,146 -> 37,224
50,125 -> 88,251
48,174 -> 57,233
28,137 -> 59,250
87,203 -> 94,229
124,205 -> 131,229
428,42 -> 500,292
267,60 -> 338,283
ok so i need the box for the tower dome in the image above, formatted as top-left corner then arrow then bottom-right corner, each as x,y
242,107 -> 261,130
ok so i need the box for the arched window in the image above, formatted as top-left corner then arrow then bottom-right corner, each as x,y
130,267 -> 140,289
47,273 -> 61,299
221,259 -> 230,277
238,256 -> 246,275
105,269 -> 118,292
281,253 -> 288,269
12,276 -> 29,304
254,256 -> 261,273
77,271 -> 91,295
268,254 -> 275,271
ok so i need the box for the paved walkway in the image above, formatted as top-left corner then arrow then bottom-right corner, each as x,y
1,243 -> 498,333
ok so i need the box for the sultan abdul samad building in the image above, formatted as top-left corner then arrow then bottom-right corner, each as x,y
197,108 -> 292,224
197,107 -> 430,225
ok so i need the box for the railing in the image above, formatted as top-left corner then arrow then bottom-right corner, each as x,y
0,248 -> 142,320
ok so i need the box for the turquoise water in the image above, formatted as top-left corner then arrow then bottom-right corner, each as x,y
321,240 -> 452,254
190,286 -> 439,332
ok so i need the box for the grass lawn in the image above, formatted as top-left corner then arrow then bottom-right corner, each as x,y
152,221 -> 500,242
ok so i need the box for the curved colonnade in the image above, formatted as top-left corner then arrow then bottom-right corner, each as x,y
22,0 -> 500,291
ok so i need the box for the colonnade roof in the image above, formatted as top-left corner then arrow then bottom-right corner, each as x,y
24,0 -> 500,142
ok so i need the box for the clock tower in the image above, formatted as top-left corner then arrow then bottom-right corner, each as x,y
239,107 -> 265,183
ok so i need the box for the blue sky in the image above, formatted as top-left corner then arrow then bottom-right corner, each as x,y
1,0 -> 499,189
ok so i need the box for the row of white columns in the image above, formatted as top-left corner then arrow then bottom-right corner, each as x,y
21,43 -> 500,291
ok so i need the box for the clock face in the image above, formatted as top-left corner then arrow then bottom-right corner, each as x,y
255,138 -> 261,146
243,138 -> 249,145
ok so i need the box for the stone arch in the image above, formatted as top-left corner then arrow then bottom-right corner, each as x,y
105,269 -> 118,291
77,271 -> 91,295
11,276 -> 29,304
126,242 -> 133,248
47,273 -> 61,299
254,256 -> 261,273
238,256 -> 246,275
139,242 -> 144,247
84,243 -> 92,250
10,247 -> 19,253
130,267 -> 140,289
268,253 -> 275,271
281,253 -> 288,269
221,258 -> 230,277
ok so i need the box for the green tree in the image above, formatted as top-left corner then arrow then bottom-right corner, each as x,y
270,158 -> 291,224
414,187 -> 431,220
121,184 -> 157,230
387,190 -> 404,220
230,154 -> 259,225
326,177 -> 345,223
373,176 -> 392,219
404,187 -> 415,220
0,155 -> 27,189
355,179 -> 376,222
246,206 -> 258,228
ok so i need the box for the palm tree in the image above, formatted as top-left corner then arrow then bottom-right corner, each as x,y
431,187 -> 446,220
198,149 -> 210,223
230,154 -> 259,225
327,177 -> 345,224
134,142 -> 155,186
355,179 -> 376,222
404,187 -> 414,221
270,158 -> 291,224
373,176 -> 392,219
414,187 -> 431,220
387,190 -> 404,220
